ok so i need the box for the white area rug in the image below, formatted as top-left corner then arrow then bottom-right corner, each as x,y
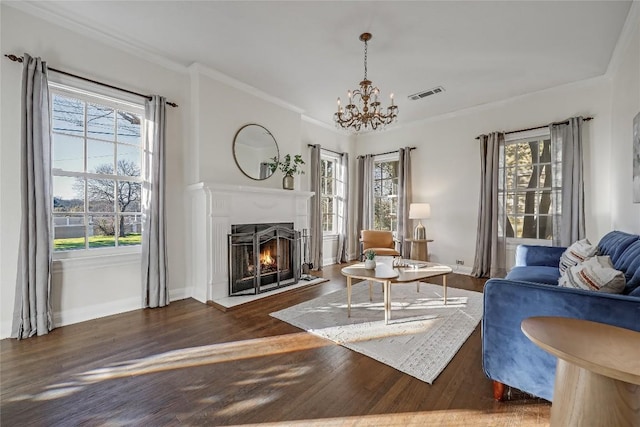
271,281 -> 483,384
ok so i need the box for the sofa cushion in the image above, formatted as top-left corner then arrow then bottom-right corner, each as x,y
558,256 -> 626,294
614,240 -> 640,294
559,239 -> 597,273
597,231 -> 639,265
515,245 -> 566,267
506,266 -> 561,285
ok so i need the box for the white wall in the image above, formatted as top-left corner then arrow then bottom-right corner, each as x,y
609,6 -> 640,233
0,5 -> 189,338
355,77 -> 613,268
189,64 -> 304,188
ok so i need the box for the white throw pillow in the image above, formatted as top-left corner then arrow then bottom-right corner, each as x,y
558,256 -> 626,294
559,239 -> 597,273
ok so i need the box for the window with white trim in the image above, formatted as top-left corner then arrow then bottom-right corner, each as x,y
50,84 -> 145,252
373,156 -> 399,232
320,154 -> 338,234
501,133 -> 557,240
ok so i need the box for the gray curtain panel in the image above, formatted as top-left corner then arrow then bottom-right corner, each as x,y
141,95 -> 169,308
309,144 -> 323,270
397,147 -> 412,256
336,153 -> 349,263
471,132 -> 507,278
12,53 -> 54,339
356,154 -> 375,234
550,117 -> 585,246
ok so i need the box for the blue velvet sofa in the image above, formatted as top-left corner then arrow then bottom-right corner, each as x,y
482,230 -> 640,401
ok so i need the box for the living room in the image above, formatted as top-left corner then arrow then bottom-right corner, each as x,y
1,1 -> 639,425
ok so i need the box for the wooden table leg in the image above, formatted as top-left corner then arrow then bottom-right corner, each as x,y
551,359 -> 640,426
443,274 -> 448,305
347,276 -> 352,317
384,280 -> 391,324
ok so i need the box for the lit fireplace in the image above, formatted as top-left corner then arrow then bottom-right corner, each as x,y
228,223 -> 300,296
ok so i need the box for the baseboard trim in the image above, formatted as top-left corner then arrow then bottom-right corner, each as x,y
53,296 -> 142,328
449,265 -> 474,276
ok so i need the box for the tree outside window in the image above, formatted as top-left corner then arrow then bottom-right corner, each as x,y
321,158 -> 336,233
502,137 -> 555,240
374,160 -> 399,232
51,90 -> 144,251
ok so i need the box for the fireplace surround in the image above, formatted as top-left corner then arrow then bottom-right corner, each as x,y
188,183 -> 313,303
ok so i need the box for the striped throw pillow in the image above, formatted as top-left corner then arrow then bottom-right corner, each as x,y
559,239 -> 597,273
558,255 -> 626,294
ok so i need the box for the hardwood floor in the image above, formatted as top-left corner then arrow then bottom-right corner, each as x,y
0,264 -> 550,426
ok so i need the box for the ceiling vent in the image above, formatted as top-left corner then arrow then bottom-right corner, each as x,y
408,86 -> 445,101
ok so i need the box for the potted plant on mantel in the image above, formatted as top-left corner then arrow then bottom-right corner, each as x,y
268,154 -> 305,190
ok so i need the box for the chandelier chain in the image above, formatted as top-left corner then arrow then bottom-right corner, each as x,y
363,38 -> 368,80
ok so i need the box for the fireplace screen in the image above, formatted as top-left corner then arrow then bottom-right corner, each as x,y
228,223 -> 301,296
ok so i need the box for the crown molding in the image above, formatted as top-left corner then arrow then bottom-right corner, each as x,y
188,62 -> 305,115
380,74 -> 609,134
605,1 -> 639,78
301,114 -> 351,135
4,1 -> 188,74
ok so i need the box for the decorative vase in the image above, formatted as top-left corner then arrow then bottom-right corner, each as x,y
364,259 -> 376,270
283,175 -> 294,190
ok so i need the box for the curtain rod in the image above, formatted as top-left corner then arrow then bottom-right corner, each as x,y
475,117 -> 593,140
4,54 -> 178,108
357,146 -> 416,159
307,144 -> 345,156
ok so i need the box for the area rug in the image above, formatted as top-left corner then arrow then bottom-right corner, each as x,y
270,281 -> 483,384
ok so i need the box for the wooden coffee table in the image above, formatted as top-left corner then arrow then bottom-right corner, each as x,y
521,316 -> 640,426
340,261 -> 453,324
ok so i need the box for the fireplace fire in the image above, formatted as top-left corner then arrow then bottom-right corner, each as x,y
228,223 -> 301,296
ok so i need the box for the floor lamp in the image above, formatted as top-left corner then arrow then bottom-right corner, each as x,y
409,203 -> 431,240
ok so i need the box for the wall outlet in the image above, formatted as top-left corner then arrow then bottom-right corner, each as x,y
455,259 -> 464,265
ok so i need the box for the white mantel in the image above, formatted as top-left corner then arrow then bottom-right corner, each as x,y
187,182 -> 314,302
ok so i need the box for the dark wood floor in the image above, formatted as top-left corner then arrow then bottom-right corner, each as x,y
1,263 -> 550,426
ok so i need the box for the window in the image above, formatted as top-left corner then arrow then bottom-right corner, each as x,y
373,157 -> 399,232
321,155 -> 337,234
501,134 -> 556,240
50,85 -> 145,252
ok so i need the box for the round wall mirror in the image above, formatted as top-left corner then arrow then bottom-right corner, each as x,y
233,124 -> 279,180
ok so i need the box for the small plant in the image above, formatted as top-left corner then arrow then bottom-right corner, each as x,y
365,249 -> 376,260
268,154 -> 305,177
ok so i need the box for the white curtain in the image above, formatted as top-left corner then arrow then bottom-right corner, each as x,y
309,144 -> 323,270
336,153 -> 349,263
141,95 -> 169,307
397,147 -> 412,256
12,53 -> 54,339
550,117 -> 585,246
471,132 -> 507,278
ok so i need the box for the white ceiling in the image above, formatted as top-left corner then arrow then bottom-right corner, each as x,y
14,1 -> 633,128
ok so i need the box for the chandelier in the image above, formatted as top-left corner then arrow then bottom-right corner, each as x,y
334,33 -> 398,132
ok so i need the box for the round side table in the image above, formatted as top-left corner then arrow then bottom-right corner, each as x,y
521,316 -> 640,427
405,238 -> 433,261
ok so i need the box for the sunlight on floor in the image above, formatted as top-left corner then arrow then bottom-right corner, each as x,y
222,407 -> 550,427
8,332 -> 332,403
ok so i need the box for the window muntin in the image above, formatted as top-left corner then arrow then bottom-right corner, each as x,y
502,136 -> 555,240
51,88 -> 144,252
321,157 -> 337,234
373,159 -> 399,232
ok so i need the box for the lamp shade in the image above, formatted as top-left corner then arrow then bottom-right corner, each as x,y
409,203 -> 431,219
